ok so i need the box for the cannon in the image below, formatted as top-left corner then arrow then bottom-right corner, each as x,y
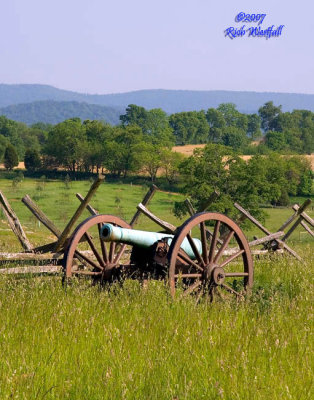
63,205 -> 253,300
100,223 -> 203,259
1,179 -> 311,294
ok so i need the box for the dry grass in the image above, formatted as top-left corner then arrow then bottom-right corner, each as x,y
172,145 -> 314,169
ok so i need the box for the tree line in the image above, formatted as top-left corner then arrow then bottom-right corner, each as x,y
1,101 -> 314,169
0,104 -> 312,215
0,102 -> 313,200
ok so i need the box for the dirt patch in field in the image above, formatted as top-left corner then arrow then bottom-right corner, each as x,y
0,162 -> 25,170
173,145 -> 314,170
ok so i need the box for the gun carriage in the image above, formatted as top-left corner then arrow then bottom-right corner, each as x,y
1,177 -> 312,300
63,186 -> 253,300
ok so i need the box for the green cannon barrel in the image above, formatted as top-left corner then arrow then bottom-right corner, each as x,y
100,224 -> 202,260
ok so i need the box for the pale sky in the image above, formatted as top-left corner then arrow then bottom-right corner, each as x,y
1,0 -> 313,94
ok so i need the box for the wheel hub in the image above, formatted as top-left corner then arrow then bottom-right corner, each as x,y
211,267 -> 225,285
203,263 -> 218,281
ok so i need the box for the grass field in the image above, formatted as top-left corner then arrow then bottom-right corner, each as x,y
0,178 -> 313,399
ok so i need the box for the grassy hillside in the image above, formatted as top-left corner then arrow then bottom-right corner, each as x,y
0,100 -> 123,125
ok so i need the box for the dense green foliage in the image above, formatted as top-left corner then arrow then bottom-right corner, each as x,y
1,100 -> 314,165
24,148 -> 42,171
258,102 -> 314,154
43,116 -> 174,179
0,100 -> 313,208
4,144 -> 18,170
175,144 -> 313,219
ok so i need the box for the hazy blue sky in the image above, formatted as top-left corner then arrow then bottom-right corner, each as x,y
1,0 -> 313,94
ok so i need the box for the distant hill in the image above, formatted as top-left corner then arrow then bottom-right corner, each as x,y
1,84 -> 314,117
0,100 -> 124,125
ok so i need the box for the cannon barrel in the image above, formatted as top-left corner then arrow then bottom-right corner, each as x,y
100,224 -> 202,260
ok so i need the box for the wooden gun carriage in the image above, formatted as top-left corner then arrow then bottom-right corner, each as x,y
0,177 -> 312,300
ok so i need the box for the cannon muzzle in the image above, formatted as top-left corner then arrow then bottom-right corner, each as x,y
100,224 -> 202,260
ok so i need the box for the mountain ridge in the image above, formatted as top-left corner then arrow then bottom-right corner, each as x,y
1,84 -> 314,124
0,100 -> 123,125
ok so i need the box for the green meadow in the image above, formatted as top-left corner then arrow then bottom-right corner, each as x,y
0,178 -> 313,399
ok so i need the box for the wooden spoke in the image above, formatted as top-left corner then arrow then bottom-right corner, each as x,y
221,283 -> 243,298
168,212 -> 253,300
72,270 -> 102,276
219,249 -> 245,268
187,233 -> 205,268
208,220 -> 220,264
84,232 -> 106,269
64,215 -> 131,280
183,280 -> 202,297
74,250 -> 103,271
224,272 -> 249,277
195,286 -> 204,304
98,223 -> 109,264
200,222 -> 208,265
113,244 -> 127,265
214,230 -> 234,264
177,250 -> 204,272
174,273 -> 202,279
109,242 -> 116,263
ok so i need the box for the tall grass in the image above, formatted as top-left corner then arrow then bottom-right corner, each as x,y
0,250 -> 313,399
0,178 -> 313,398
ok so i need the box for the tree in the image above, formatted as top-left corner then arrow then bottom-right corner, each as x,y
0,116 -> 25,158
141,108 -> 174,147
24,149 -> 42,171
103,125 -> 145,178
0,135 -> 8,162
169,111 -> 209,144
217,103 -> 248,131
175,144 -> 241,217
161,150 -> 184,185
140,143 -> 164,182
83,120 -> 113,173
4,144 -> 18,170
206,108 -> 226,129
247,114 -> 261,139
298,170 -> 313,195
265,131 -> 287,151
258,101 -> 282,132
44,118 -> 87,171
222,127 -> 249,151
120,104 -> 147,126
120,105 -> 174,147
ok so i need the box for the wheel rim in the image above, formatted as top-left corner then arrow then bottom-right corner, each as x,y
168,212 -> 253,300
63,215 -> 131,280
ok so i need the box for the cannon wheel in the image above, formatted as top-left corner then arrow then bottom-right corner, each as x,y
168,212 -> 253,301
63,214 -> 131,282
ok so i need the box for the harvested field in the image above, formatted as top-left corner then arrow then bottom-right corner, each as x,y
172,145 -> 314,170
